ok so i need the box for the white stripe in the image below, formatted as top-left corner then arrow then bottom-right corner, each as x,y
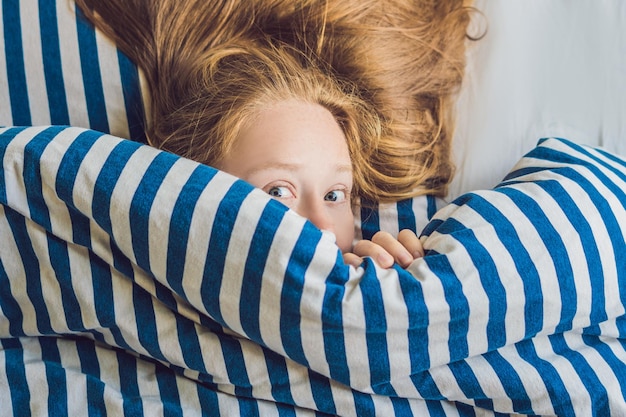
219,188 -> 269,335
3,126 -> 48,215
562,332 -> 625,412
147,158 -> 197,288
22,337 -> 50,415
0,344 -> 15,416
136,357 -> 167,417
181,170 -> 238,314
284,357 -> 318,412
59,338 -> 90,417
0,214 -> 39,336
108,143 -> 160,264
341,265 -> 370,390
551,166 -> 626,320
531,334 -> 593,415
95,28 -> 130,138
0,4 -> 11,126
377,201 -> 400,237
56,0 -> 89,128
93,341 -> 125,416
20,0 -> 51,125
299,229 -> 342,378
497,343 -> 556,415
258,209 -> 305,352
465,354 -> 516,413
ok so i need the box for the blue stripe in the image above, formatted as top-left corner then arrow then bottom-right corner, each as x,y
398,268 -> 431,372
91,140 -> 142,234
321,265 -> 350,384
581,334 -> 626,402
165,165 -> 217,296
40,337 -> 68,416
4,207 -> 52,334
3,0 -> 31,125
0,127 -> 25,203
75,7 -> 109,133
0,256 -> 25,337
38,0 -> 70,124
514,338 -> 574,416
422,220 -> 478,358
47,232 -> 84,331
75,338 -> 107,417
201,180 -> 254,325
1,338 -> 30,417
499,185 -> 581,332
280,222 -> 322,367
56,129 -> 104,246
454,402 -> 478,417
129,151 -> 178,270
426,195 -> 439,219
558,168 -> 626,315
535,179 -> 607,327
219,337 -> 260,417
359,199 -> 380,240
261,350 -> 296,413
154,364 -> 182,417
410,369 -> 445,400
88,250 -> 131,350
358,258 -> 396,396
307,369 -> 337,415
169,308 -> 204,373
240,200 -> 288,342
352,389 -> 376,416
23,126 -> 66,231
557,138 -> 626,184
133,285 -> 167,362
397,198 -> 417,232
463,194 -> 544,339
196,380 -> 221,416
420,218 -> 444,239
531,145 -> 626,207
483,351 -> 533,414
389,396 -> 414,416
447,361 -> 490,408
117,50 -> 146,142
117,351 -> 144,416
549,333 -> 609,416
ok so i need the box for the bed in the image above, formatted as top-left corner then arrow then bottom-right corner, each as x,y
1,1 -> 625,416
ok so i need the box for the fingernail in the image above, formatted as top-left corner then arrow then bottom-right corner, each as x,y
377,253 -> 394,266
399,253 -> 413,265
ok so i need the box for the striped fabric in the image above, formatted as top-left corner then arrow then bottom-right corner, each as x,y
1,126 -> 625,416
0,0 -> 146,141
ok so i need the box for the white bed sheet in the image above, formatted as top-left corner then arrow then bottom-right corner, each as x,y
449,0 -> 626,200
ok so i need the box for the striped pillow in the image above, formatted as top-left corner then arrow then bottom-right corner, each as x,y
0,1 -> 145,140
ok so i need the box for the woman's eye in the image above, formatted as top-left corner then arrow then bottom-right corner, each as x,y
267,186 -> 293,198
324,190 -> 347,202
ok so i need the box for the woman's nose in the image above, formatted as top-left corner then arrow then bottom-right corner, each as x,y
299,199 -> 334,233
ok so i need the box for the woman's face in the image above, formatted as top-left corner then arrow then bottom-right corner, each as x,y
218,100 -> 355,252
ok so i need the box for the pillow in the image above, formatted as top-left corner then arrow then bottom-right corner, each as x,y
0,1 -> 146,141
1,126 -> 625,416
450,0 -> 626,198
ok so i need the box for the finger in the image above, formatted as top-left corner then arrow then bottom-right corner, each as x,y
397,229 -> 424,258
352,239 -> 395,268
342,252 -> 364,268
371,231 -> 414,268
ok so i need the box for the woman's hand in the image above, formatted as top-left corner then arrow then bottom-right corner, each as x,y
343,229 -> 424,269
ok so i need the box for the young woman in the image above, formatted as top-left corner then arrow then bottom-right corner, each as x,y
74,0 -> 472,266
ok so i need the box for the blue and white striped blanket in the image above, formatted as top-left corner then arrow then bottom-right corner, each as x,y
1,125 -> 625,416
2,1 -> 626,415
